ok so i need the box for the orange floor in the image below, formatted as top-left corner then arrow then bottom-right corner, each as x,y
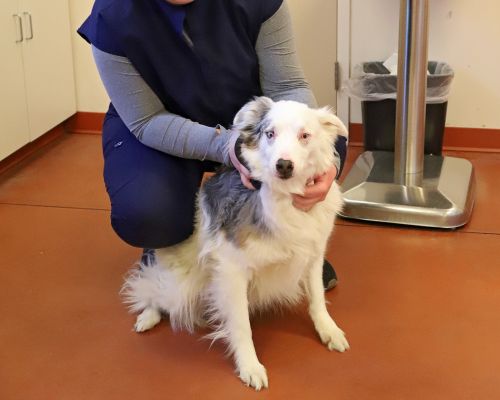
1,133 -> 499,399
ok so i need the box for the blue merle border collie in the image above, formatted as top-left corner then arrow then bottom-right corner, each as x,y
122,97 -> 349,390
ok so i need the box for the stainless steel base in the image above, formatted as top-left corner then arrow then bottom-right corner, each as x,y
339,151 -> 475,228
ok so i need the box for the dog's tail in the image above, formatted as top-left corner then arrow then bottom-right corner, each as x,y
121,235 -> 207,332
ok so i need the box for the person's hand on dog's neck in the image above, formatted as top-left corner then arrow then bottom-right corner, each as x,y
292,165 -> 338,212
228,131 -> 258,190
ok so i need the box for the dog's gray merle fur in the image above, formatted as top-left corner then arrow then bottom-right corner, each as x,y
235,96 -> 273,148
200,96 -> 275,244
201,168 -> 269,244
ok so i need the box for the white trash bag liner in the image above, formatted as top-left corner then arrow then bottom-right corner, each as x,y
345,61 -> 454,104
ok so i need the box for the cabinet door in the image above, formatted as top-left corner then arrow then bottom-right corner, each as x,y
20,0 -> 76,140
0,0 -> 30,160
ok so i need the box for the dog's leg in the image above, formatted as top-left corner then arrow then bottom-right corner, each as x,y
134,307 -> 162,333
306,256 -> 350,352
210,264 -> 268,391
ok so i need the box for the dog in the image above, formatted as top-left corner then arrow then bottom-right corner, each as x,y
121,96 -> 349,390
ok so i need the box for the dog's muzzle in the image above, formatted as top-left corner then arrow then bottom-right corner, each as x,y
276,158 -> 294,179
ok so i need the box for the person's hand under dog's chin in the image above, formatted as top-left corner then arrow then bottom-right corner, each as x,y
292,165 -> 338,212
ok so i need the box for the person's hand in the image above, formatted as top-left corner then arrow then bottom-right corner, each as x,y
228,130 -> 257,190
292,166 -> 338,211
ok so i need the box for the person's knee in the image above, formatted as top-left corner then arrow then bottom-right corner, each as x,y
101,130 -> 203,249
110,201 -> 195,249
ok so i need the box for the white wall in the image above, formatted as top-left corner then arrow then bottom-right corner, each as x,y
70,0 -> 500,129
288,0 -> 337,108
69,0 -> 109,112
350,0 -> 500,129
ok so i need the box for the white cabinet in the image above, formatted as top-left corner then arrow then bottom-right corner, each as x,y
0,0 -> 76,160
0,0 -> 30,161
19,0 -> 76,140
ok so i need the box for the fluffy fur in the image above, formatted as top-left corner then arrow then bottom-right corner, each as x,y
121,97 -> 350,390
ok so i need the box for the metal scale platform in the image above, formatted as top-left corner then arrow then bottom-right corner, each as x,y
340,0 -> 475,228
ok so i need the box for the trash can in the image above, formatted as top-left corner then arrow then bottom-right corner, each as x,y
346,61 -> 454,155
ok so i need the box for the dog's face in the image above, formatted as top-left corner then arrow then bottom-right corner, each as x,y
233,97 -> 348,194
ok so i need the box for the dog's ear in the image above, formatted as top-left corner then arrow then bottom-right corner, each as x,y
233,96 -> 273,126
233,97 -> 274,147
316,107 -> 348,138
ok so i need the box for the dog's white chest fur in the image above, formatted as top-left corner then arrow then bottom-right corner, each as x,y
199,181 -> 343,316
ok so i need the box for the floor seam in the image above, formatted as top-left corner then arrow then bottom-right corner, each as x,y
1,203 -> 498,236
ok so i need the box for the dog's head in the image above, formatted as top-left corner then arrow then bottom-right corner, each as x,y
232,96 -> 348,194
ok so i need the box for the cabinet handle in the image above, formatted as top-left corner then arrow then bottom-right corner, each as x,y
12,14 -> 23,43
23,12 -> 34,40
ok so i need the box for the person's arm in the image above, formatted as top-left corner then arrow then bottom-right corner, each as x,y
91,45 -> 233,164
256,1 -> 348,179
255,1 -> 348,208
256,2 -> 316,108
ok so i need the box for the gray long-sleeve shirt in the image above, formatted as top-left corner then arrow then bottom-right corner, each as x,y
92,1 -> 340,170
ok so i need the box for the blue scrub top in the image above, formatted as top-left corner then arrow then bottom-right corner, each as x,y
78,0 -> 283,127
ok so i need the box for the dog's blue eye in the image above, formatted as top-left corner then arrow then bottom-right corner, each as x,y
265,130 -> 275,139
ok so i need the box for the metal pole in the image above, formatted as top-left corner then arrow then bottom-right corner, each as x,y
340,0 -> 475,228
394,0 -> 429,186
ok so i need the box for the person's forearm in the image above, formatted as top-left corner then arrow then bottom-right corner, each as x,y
92,45 -> 231,164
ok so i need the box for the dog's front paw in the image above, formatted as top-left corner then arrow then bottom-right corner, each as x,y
316,319 -> 350,352
134,307 -> 161,333
238,361 -> 269,391
323,327 -> 350,352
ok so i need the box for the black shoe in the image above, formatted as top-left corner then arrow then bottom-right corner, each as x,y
322,259 -> 338,291
141,248 -> 156,267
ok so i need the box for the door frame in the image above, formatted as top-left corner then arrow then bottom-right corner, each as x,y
336,0 -> 351,129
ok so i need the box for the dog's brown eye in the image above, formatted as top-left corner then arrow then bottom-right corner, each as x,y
265,130 -> 275,139
300,132 -> 311,140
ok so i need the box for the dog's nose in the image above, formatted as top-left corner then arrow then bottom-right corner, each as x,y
276,158 -> 294,179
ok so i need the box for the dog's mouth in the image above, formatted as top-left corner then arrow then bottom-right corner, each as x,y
276,171 -> 293,180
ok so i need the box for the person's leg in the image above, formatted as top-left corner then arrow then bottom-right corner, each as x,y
102,113 -> 204,249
